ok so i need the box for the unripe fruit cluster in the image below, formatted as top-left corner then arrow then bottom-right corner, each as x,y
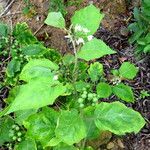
77,88 -> 99,108
9,124 -> 22,142
6,143 -> 13,150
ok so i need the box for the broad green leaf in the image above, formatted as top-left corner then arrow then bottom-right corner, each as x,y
5,86 -> 20,104
25,107 -> 58,147
74,81 -> 90,92
113,83 -> 134,102
13,23 -> 38,45
88,62 -> 103,82
62,54 -> 75,66
144,44 -> 150,53
78,61 -> 89,80
20,59 -> 59,82
83,106 -> 100,140
45,12 -> 65,29
15,109 -> 37,125
6,59 -> 21,77
71,4 -> 104,35
0,116 -> 14,146
96,82 -> 112,98
129,29 -> 144,44
6,80 -> 66,114
119,62 -> 138,80
78,39 -> 116,61
0,23 -> 9,37
94,102 -> 145,135
47,137 -> 62,147
21,44 -> 47,56
15,138 -> 37,150
53,143 -> 78,150
55,109 -> 86,145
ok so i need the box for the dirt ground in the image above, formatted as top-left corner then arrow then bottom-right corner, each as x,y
0,0 -> 150,150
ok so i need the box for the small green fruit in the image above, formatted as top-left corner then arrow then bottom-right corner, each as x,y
9,133 -> 14,137
93,93 -> 97,97
20,54 -> 23,57
79,103 -> 84,108
88,93 -> 93,99
17,132 -> 22,137
17,138 -> 22,142
83,91 -> 87,95
15,126 -> 20,131
14,56 -> 18,60
12,125 -> 16,129
78,98 -> 84,103
92,103 -> 95,106
12,45 -> 16,49
82,88 -> 86,91
12,136 -> 17,140
81,94 -> 87,99
93,97 -> 98,102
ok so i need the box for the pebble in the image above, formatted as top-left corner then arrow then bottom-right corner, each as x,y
107,142 -> 115,149
117,139 -> 125,149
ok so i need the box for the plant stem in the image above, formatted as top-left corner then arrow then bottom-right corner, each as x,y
64,28 -> 78,81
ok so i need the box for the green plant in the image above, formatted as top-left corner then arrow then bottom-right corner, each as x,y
0,4 -> 145,150
22,0 -> 36,16
49,0 -> 83,16
129,0 -> 150,55
49,0 -> 67,16
140,90 -> 150,99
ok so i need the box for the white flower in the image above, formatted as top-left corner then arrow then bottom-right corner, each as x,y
64,35 -> 71,39
53,75 -> 58,80
74,24 -> 82,32
87,35 -> 93,41
82,28 -> 90,33
76,38 -> 85,45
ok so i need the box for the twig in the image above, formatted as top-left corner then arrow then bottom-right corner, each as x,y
34,24 -> 45,35
0,0 -> 15,17
0,11 -> 21,18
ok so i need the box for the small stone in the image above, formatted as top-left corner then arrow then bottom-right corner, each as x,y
107,142 -> 115,149
117,139 -> 125,148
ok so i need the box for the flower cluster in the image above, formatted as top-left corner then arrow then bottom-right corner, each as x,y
77,88 -> 99,108
74,24 -> 90,33
74,24 -> 94,45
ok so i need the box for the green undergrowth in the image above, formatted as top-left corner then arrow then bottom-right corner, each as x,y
0,4 -> 146,150
129,0 -> 150,56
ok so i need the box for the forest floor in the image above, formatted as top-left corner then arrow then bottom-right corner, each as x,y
0,0 -> 150,150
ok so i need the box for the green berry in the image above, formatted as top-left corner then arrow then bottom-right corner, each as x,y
83,91 -> 87,95
14,49 -> 17,52
82,88 -> 86,91
92,103 -> 95,106
17,138 -> 22,142
20,54 -> 23,57
12,125 -> 16,129
12,136 -> 17,140
93,97 -> 98,102
3,51 -> 8,55
79,103 -> 84,108
24,56 -> 29,59
9,132 -> 14,137
86,84 -> 90,88
78,98 -> 84,103
12,45 -> 16,49
14,56 -> 18,60
88,93 -> 93,99
15,126 -> 20,131
93,93 -> 97,97
81,94 -> 87,99
17,132 -> 22,137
